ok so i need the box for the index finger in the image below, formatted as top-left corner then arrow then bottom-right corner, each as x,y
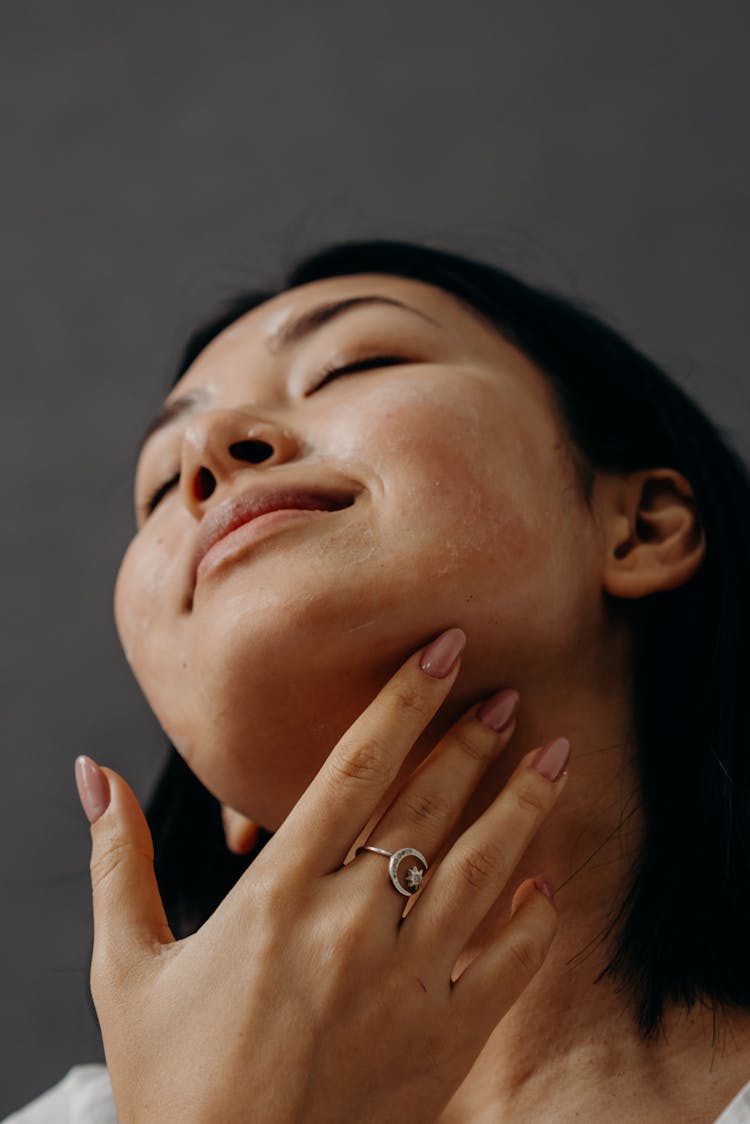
283,627 -> 467,875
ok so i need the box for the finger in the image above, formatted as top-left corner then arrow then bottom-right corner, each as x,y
283,627 -> 467,875
220,805 -> 261,854
404,738 -> 570,967
450,875 -> 559,1037
75,757 -> 174,984
349,688 -> 520,896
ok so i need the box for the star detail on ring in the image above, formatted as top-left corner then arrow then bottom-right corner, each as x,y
387,847 -> 429,895
404,865 -> 424,891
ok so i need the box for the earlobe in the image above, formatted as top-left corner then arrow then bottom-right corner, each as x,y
600,469 -> 706,599
220,805 -> 260,854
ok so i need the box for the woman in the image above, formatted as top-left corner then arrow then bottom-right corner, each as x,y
9,239 -> 750,1122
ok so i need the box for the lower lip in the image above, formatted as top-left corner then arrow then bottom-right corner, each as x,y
195,508 -> 339,586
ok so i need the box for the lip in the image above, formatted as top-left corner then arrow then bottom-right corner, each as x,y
190,483 -> 357,593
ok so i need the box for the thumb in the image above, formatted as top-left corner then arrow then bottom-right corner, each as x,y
75,756 -> 174,976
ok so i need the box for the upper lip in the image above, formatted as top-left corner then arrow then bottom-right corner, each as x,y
190,480 -> 358,590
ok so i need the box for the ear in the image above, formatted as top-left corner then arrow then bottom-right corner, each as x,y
220,804 -> 260,855
597,468 -> 706,599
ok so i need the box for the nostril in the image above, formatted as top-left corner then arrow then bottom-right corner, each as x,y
195,466 -> 215,501
230,438 -> 274,465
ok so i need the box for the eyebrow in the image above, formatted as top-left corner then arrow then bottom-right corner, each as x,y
266,295 -> 438,352
136,295 -> 438,457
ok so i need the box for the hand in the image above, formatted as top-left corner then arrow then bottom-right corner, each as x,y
75,628 -> 570,1124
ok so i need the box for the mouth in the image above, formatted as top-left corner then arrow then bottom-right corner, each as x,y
190,485 -> 357,594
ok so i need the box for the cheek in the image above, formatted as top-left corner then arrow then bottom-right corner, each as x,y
353,383 -> 551,578
115,538 -> 198,757
113,532 -> 184,668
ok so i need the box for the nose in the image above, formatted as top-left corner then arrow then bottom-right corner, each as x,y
179,409 -> 302,517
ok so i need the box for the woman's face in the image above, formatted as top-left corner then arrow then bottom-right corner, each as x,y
114,273 -> 603,829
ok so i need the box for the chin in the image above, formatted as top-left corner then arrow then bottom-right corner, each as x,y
160,678 -> 354,828
139,592 -> 447,825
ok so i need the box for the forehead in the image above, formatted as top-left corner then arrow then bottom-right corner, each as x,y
257,273 -> 479,335
180,272 -> 514,378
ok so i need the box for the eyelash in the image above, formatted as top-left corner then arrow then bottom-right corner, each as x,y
144,471 -> 181,515
311,352 -> 407,392
141,354 -> 409,518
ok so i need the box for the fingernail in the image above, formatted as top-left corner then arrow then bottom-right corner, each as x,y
75,756 -> 111,824
419,627 -> 466,678
477,688 -> 520,732
531,737 -> 570,782
534,875 -> 555,901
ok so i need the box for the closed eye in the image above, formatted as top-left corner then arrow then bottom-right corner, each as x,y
143,471 -> 180,517
311,354 -> 409,392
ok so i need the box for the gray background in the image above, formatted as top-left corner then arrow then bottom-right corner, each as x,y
2,0 -> 748,1115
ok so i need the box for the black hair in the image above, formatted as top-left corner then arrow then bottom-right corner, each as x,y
144,238 -> 750,1039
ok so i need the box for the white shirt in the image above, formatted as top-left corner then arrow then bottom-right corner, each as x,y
4,1065 -> 750,1122
3,1067 -> 117,1123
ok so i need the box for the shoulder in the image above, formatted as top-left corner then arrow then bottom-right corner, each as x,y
716,1075 -> 750,1124
2,1065 -> 116,1123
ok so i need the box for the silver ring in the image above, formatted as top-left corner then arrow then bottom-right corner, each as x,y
355,845 -> 429,897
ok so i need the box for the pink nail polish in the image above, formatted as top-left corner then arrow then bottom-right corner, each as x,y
75,756 -> 110,824
534,875 -> 555,901
419,628 -> 466,678
531,737 -> 570,782
477,689 -> 520,732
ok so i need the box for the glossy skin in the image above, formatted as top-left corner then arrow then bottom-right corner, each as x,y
108,274 -> 750,1121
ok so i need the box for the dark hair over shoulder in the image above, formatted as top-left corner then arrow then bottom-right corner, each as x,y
144,239 -> 750,1040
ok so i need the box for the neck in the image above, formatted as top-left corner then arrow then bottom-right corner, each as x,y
358,623 -> 750,1120
440,915 -> 750,1122
414,663 -> 750,1122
